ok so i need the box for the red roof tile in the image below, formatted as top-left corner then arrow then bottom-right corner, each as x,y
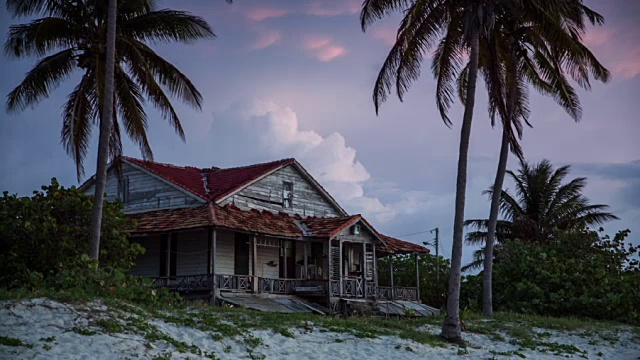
303,216 -> 361,238
124,157 -> 294,201
125,157 -> 209,199
206,159 -> 294,201
379,235 -> 430,254
212,204 -> 302,238
128,206 -> 212,234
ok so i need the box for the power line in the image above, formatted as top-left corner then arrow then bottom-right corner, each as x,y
392,229 -> 433,238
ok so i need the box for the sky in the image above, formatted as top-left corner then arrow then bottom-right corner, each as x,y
1,0 -> 639,269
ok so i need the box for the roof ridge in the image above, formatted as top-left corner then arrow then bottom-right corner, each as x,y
216,158 -> 295,171
124,156 -> 206,171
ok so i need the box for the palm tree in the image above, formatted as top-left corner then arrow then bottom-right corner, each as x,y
360,0 -> 496,342
467,0 -> 610,314
464,159 -> 619,270
5,0 -> 217,259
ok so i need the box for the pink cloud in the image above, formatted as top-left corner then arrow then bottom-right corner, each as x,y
371,27 -> 397,46
582,27 -> 640,80
612,46 -> 640,79
251,31 -> 282,50
246,7 -> 291,21
584,28 -> 614,47
303,36 -> 347,62
305,0 -> 360,16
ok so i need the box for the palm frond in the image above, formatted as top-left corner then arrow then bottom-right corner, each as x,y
123,9 -> 215,44
4,17 -> 82,58
6,48 -> 76,112
61,71 -> 97,180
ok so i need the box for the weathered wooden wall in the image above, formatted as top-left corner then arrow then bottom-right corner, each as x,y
176,230 -> 208,276
82,162 -> 202,214
334,222 -> 377,244
129,235 -> 162,277
219,165 -> 342,218
255,244 -> 279,278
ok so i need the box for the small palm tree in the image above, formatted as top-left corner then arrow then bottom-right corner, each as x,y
5,0 -> 215,178
464,159 -> 619,270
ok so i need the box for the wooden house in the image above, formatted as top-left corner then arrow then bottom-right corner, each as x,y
81,157 -> 431,315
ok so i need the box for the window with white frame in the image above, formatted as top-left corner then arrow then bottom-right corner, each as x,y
282,181 -> 293,208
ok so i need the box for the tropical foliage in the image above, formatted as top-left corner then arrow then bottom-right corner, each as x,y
461,229 -> 640,325
377,254 -> 451,309
0,179 -> 141,287
464,159 -> 619,271
5,0 -> 215,178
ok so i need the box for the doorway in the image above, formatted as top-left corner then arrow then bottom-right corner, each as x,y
234,233 -> 250,275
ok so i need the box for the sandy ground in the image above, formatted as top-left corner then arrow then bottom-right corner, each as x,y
1,298 -> 639,359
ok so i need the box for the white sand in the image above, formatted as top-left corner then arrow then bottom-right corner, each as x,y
1,298 -> 638,359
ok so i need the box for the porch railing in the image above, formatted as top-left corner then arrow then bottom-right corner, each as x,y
216,274 -> 252,291
377,286 -> 419,301
152,274 -> 213,292
258,278 -> 328,295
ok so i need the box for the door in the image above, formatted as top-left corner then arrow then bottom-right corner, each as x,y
279,241 -> 296,278
234,233 -> 250,275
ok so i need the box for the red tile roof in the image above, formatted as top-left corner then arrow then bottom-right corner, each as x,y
124,157 -> 294,201
379,235 -> 430,254
128,206 -> 212,234
302,215 -> 361,238
205,159 -> 295,201
127,206 -> 429,254
212,204 -> 302,238
125,157 -> 209,199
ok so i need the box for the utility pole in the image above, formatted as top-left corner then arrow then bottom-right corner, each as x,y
424,228 -> 440,282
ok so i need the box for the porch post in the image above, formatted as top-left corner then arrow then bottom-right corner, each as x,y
362,241 -> 367,298
389,254 -> 395,300
327,240 -> 332,296
372,243 -> 377,286
303,241 -> 308,279
252,235 -> 258,292
415,253 -> 420,303
212,229 -> 217,284
339,238 -> 343,297
165,234 -> 171,277
283,241 -> 288,278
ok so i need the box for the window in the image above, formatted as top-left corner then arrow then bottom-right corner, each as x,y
282,181 -> 293,208
117,176 -> 129,203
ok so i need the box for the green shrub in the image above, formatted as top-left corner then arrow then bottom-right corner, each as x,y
462,229 -> 640,324
0,179 -> 143,287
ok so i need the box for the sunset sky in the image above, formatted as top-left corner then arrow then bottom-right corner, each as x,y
1,0 -> 638,267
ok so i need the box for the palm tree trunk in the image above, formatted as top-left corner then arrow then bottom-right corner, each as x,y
441,29 -> 480,343
88,0 -> 117,260
482,125 -> 509,315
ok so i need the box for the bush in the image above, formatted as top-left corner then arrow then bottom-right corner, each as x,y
0,179 -> 143,287
462,229 -> 640,324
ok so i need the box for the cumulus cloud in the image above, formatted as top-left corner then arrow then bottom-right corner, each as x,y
303,36 -> 347,61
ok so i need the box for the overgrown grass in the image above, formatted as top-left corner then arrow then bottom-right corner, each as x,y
1,285 -> 637,358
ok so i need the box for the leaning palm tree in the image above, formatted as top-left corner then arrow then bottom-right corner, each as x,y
464,159 -> 619,270
360,0 -> 496,342
465,0 -> 610,315
5,0 -> 217,259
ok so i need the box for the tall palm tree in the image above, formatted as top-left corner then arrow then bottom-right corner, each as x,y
360,0 -> 496,342
467,0 -> 610,314
5,0 -> 217,259
464,159 -> 619,270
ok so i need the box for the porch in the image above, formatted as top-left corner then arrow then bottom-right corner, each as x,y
131,227 -> 420,303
